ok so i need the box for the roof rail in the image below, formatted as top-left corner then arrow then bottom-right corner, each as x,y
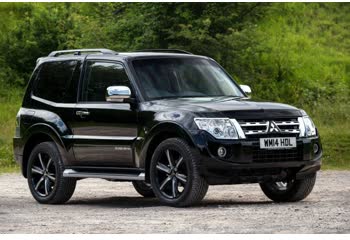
134,49 -> 192,54
48,48 -> 117,57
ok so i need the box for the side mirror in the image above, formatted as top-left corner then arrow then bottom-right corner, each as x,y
240,85 -> 252,97
106,86 -> 131,102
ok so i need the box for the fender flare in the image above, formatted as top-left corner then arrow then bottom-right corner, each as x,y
21,123 -> 69,177
23,123 -> 65,149
138,121 -> 196,170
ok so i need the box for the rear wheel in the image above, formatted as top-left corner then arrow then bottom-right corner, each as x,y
132,181 -> 155,198
259,174 -> 317,202
150,138 -> 208,207
27,142 -> 76,204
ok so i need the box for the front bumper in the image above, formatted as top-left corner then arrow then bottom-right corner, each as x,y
192,132 -> 322,185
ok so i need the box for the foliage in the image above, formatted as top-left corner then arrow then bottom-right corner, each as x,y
0,86 -> 22,172
0,2 -> 349,170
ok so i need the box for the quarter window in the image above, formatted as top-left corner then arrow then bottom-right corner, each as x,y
82,61 -> 131,102
34,61 -> 79,103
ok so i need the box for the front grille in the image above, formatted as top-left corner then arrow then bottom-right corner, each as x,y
238,118 -> 300,138
250,147 -> 303,163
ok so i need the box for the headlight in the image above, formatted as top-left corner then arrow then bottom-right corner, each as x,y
194,118 -> 245,139
298,111 -> 317,137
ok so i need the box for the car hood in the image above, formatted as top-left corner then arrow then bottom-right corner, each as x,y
142,97 -> 302,119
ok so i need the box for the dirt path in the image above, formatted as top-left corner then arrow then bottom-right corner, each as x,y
0,171 -> 349,233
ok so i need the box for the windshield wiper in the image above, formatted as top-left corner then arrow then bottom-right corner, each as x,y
213,95 -> 243,101
150,95 -> 244,101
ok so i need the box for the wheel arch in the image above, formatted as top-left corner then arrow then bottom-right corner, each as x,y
21,124 -> 66,178
142,122 -> 196,182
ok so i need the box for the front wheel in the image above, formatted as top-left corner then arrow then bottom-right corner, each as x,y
150,138 -> 208,207
259,174 -> 317,202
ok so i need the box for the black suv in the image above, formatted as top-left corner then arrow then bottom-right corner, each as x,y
13,49 -> 322,207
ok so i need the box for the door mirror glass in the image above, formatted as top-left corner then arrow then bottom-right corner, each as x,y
106,86 -> 131,102
240,85 -> 252,97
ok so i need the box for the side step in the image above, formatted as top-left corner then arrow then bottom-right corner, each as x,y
63,169 -> 145,181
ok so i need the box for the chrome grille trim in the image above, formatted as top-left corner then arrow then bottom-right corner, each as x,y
237,119 -> 300,136
240,122 -> 268,127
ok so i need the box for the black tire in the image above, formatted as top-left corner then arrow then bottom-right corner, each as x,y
259,173 -> 317,202
150,138 -> 208,207
27,141 -> 76,204
132,181 -> 155,198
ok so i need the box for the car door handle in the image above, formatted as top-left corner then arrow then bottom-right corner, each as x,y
76,110 -> 90,117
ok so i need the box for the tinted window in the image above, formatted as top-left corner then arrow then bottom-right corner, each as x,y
34,61 -> 79,103
82,61 -> 131,102
132,58 -> 243,100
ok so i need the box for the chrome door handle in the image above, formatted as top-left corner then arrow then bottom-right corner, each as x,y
76,110 -> 90,117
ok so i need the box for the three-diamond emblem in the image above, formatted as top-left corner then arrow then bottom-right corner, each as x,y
268,121 -> 280,133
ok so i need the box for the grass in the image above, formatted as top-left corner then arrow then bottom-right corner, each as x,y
0,87 -> 22,173
316,124 -> 350,170
305,100 -> 350,170
0,88 -> 349,173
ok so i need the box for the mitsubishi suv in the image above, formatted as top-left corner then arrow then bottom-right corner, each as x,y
13,49 -> 322,207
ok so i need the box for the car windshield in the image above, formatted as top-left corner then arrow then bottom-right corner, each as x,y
132,57 -> 244,100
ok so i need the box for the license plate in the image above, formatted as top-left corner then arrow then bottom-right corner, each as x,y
259,137 -> 296,149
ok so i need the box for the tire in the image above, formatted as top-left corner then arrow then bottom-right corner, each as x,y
150,138 -> 208,207
259,173 -> 317,202
132,181 -> 155,198
27,141 -> 76,204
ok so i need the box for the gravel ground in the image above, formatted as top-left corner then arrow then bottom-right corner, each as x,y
0,171 -> 349,234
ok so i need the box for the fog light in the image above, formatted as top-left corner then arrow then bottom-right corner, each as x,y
313,143 -> 319,154
217,146 -> 227,158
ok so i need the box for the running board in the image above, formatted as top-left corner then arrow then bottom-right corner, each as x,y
63,169 -> 145,181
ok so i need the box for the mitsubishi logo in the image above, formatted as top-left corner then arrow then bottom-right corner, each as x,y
268,121 -> 280,133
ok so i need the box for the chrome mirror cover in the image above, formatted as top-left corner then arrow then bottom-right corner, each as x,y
240,85 -> 252,97
106,86 -> 131,102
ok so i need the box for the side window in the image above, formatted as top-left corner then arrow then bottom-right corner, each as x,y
34,60 -> 79,103
82,61 -> 131,102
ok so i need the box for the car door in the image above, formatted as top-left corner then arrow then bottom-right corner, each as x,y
70,60 -> 138,167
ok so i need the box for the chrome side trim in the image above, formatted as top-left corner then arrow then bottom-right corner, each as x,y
32,95 -> 76,108
62,135 -> 136,141
63,169 -> 145,181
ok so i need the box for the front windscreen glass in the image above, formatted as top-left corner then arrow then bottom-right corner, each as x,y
132,57 -> 244,100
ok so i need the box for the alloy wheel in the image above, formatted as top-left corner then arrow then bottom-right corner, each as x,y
155,149 -> 188,199
30,152 -> 56,197
275,180 -> 294,191
275,181 -> 288,190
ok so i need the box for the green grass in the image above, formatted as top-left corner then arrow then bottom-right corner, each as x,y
0,88 -> 349,173
316,124 -> 350,170
305,100 -> 350,170
0,87 -> 22,172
